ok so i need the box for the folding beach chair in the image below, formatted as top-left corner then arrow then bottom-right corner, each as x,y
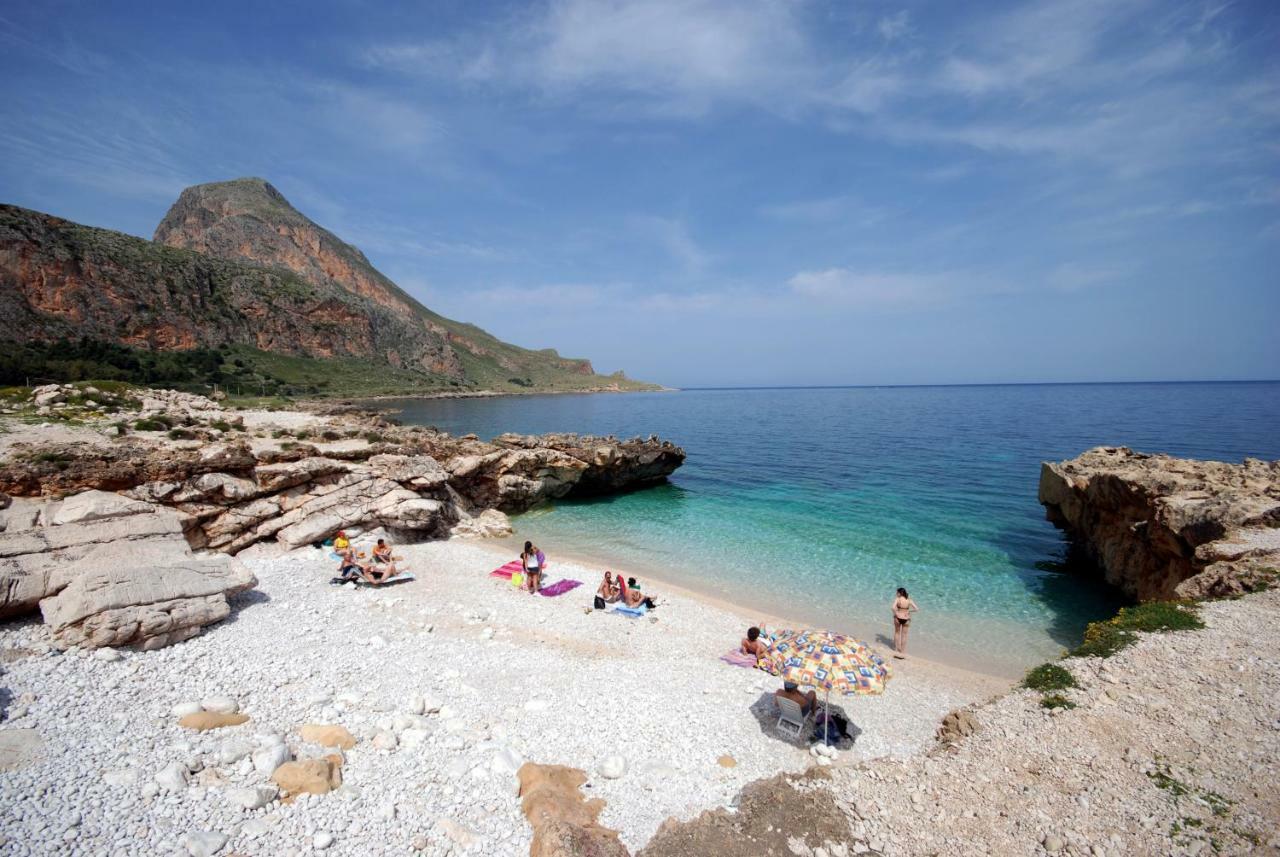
775,696 -> 813,739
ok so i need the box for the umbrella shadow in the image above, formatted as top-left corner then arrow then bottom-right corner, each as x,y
746,692 -> 862,749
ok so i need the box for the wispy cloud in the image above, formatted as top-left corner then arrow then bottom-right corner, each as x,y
787,269 -> 969,309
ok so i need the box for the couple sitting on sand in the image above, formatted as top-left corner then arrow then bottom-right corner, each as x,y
596,571 -> 655,609
334,535 -> 403,586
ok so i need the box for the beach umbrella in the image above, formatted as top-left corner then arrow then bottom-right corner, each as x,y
760,629 -> 892,744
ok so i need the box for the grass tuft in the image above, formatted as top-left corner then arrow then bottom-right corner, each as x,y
1023,663 -> 1078,692
1040,693 -> 1076,710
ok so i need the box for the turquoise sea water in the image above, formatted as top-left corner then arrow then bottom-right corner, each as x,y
378,383 -> 1280,676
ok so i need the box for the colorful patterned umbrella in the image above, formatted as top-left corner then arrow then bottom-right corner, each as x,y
760,629 -> 892,695
760,629 -> 892,744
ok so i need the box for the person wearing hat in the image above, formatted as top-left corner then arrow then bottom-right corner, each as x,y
334,531 -> 350,552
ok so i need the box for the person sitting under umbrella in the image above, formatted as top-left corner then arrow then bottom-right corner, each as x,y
775,680 -> 818,717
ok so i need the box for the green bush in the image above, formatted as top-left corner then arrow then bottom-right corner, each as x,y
133,418 -> 168,431
1022,663 -> 1077,692
1070,601 -> 1202,659
1040,693 -> 1076,710
321,430 -> 342,441
1113,601 -> 1204,633
167,428 -> 195,440
209,420 -> 233,432
363,432 -> 385,444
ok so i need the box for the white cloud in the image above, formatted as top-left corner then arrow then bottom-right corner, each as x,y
877,11 -> 912,42
364,0 -> 818,116
787,269 -> 958,308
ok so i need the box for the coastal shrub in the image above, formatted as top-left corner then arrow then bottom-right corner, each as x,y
209,420 -> 233,432
1040,693 -> 1076,710
133,418 -> 167,431
112,421 -> 128,436
363,432 -> 385,444
1113,601 -> 1203,633
1022,663 -> 1077,692
1069,622 -> 1136,658
167,428 -> 195,440
1069,600 -> 1202,659
271,429 -> 291,439
321,430 -> 342,441
295,430 -> 311,439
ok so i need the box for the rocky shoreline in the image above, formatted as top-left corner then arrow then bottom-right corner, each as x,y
1,391 -> 1277,856
1,384 -> 683,649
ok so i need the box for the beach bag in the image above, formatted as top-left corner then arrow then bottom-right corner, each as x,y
812,711 -> 849,746
593,595 -> 606,610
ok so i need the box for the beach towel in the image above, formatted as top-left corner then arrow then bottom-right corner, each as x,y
720,649 -> 758,668
354,572 -> 416,588
538,579 -> 582,597
489,560 -> 522,580
612,603 -> 648,618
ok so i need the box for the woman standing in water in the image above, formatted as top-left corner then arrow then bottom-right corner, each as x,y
892,587 -> 919,658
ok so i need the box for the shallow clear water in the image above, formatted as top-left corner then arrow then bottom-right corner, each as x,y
377,383 -> 1280,676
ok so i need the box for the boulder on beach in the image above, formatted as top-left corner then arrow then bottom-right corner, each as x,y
298,724 -> 358,749
178,711 -> 250,732
517,762 -> 627,857
271,758 -> 343,799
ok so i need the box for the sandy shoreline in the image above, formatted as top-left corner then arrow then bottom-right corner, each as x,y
479,534 -> 1013,694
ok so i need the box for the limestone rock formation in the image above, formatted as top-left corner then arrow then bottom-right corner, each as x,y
1039,447 -> 1280,600
39,545 -> 255,649
1,492 -> 255,648
0,414 -> 684,555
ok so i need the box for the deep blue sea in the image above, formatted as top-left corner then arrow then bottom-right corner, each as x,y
378,382 -> 1280,676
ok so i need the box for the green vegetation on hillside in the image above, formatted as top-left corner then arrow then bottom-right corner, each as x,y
0,337 -> 653,398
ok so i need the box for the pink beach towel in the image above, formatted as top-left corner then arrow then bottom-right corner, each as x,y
538,579 -> 582,597
720,649 -> 758,668
489,560 -> 522,579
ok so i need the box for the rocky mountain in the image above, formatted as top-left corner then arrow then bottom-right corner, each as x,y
0,179 -> 653,394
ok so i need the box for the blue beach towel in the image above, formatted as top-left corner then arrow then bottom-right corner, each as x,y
612,604 -> 648,618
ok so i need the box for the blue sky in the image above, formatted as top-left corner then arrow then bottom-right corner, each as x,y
2,0 -> 1277,386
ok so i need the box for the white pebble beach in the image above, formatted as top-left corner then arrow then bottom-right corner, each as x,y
0,534 -> 1008,856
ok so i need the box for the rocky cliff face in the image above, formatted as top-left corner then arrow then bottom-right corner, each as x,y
1,180 -> 634,392
1039,446 -> 1280,600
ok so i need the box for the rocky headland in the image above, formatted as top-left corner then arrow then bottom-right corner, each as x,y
1039,446 -> 1280,600
0,383 -> 683,649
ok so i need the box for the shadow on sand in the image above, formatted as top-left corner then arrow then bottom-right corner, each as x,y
745,692 -> 862,750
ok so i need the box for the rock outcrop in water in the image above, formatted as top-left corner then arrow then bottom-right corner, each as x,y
1038,446 -> 1280,600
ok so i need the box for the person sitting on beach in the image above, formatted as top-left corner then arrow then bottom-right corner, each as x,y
361,557 -> 397,586
597,571 -> 620,603
617,576 -> 651,609
521,541 -> 544,595
334,548 -> 363,583
627,576 -> 641,591
741,626 -> 768,660
372,538 -> 393,564
333,530 -> 350,552
775,681 -> 818,716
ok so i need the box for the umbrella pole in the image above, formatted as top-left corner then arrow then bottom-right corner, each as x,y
824,688 -> 830,746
